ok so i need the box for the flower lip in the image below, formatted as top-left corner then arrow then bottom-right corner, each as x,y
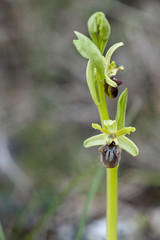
99,141 -> 121,168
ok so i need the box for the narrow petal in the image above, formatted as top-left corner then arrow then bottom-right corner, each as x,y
92,123 -> 110,134
118,135 -> 139,156
115,127 -> 136,137
105,42 -> 124,65
104,120 -> 117,133
92,123 -> 102,131
105,74 -> 117,87
83,133 -> 107,148
115,88 -> 128,130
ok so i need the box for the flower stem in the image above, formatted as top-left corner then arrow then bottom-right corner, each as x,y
96,73 -> 118,240
106,166 -> 118,240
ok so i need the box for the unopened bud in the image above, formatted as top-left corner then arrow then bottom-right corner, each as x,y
88,12 -> 110,53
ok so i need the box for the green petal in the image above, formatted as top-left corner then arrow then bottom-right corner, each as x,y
118,135 -> 139,156
86,60 -> 100,105
115,88 -> 128,130
115,127 -> 136,137
92,123 -> 102,131
105,42 -> 124,65
92,123 -> 110,134
83,133 -> 107,148
104,120 -> 117,133
104,74 -> 117,87
74,31 -> 104,79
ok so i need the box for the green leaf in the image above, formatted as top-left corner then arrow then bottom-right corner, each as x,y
105,42 -> 124,65
74,31 -> 104,79
115,88 -> 128,130
115,127 -> 135,137
0,224 -> 6,240
86,60 -> 100,105
87,12 -> 111,54
23,166 -> 97,240
118,135 -> 139,156
84,133 -> 106,148
104,120 -> 117,132
104,74 -> 117,87
73,40 -> 89,59
75,166 -> 104,240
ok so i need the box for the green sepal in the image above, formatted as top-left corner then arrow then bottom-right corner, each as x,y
86,60 -> 100,105
87,12 -> 111,54
105,42 -> 124,65
115,88 -> 128,130
84,133 -> 106,148
118,135 -> 139,156
104,120 -> 117,133
104,74 -> 117,87
74,31 -> 104,79
73,40 -> 89,59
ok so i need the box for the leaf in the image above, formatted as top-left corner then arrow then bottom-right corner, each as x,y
23,166 -> 97,240
86,60 -> 100,105
74,31 -> 104,79
115,88 -> 128,130
84,133 -> 106,148
105,42 -> 124,65
118,135 -> 139,156
0,224 -> 6,240
75,166 -> 104,240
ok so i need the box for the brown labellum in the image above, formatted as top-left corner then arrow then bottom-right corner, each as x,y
104,77 -> 123,99
98,142 -> 121,168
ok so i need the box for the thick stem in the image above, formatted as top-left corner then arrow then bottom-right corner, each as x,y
106,166 -> 118,240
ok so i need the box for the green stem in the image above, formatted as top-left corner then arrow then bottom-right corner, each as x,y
106,167 -> 118,240
96,75 -> 118,240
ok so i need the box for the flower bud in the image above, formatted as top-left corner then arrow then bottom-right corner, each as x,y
88,12 -> 110,53
99,142 -> 121,168
104,77 -> 123,99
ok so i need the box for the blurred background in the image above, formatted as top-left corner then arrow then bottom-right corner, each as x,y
0,0 -> 160,239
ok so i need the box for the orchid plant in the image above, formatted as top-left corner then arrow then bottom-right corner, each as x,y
73,12 -> 139,240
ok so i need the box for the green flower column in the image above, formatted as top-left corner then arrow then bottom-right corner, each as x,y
73,12 -> 139,240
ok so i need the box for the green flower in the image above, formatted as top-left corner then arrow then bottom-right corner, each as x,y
83,88 -> 139,167
84,119 -> 138,157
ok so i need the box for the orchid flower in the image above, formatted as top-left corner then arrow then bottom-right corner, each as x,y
73,12 -> 124,104
84,88 -> 139,167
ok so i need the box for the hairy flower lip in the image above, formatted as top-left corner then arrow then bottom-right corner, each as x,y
99,142 -> 121,168
84,119 -> 139,157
